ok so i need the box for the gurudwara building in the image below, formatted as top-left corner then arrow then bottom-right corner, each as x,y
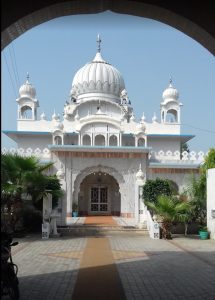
3,36 -> 203,226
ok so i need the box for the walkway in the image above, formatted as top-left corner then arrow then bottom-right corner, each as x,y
8,226 -> 215,300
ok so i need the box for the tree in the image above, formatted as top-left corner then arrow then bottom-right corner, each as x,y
184,148 -> 215,226
142,178 -> 173,204
1,153 -> 63,232
146,195 -> 193,239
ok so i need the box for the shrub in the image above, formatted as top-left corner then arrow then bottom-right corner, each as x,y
22,205 -> 42,233
142,178 -> 172,204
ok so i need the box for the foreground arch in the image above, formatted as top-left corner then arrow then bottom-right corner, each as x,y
1,0 -> 215,55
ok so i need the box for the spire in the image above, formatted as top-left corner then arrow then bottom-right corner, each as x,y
26,72 -> 30,83
97,34 -> 101,53
169,76 -> 173,87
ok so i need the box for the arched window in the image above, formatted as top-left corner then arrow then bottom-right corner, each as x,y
21,105 -> 32,119
166,109 -> 178,123
54,136 -> 62,145
95,134 -> 105,146
138,137 -> 145,147
83,134 -> 91,145
109,135 -> 117,146
122,135 -> 135,146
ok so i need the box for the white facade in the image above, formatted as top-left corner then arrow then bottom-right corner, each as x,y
3,37 -> 203,226
207,168 -> 215,239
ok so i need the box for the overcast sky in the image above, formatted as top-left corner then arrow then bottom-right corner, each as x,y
1,11 -> 215,152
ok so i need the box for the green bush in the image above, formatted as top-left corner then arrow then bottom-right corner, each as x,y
22,205 -> 42,232
142,178 -> 173,204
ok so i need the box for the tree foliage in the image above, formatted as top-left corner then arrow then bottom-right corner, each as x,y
184,148 -> 215,226
1,153 -> 63,232
142,178 -> 173,204
146,195 -> 193,239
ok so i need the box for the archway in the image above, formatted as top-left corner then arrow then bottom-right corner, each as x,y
1,1 -> 215,55
78,171 -> 120,216
73,165 -> 125,216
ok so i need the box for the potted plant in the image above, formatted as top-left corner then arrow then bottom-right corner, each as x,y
72,202 -> 78,217
199,226 -> 209,240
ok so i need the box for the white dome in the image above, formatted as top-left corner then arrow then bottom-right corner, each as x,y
19,79 -> 36,98
71,52 -> 125,100
136,122 -> 145,133
162,81 -> 179,101
54,120 -> 64,130
136,165 -> 144,181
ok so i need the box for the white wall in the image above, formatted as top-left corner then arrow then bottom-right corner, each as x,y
207,168 -> 215,239
17,136 -> 52,149
148,138 -> 180,153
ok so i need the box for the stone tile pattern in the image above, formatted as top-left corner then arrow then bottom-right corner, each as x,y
110,235 -> 215,300
10,233 -> 215,300
11,236 -> 86,300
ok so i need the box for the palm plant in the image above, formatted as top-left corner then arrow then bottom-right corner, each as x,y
145,195 -> 193,239
1,153 -> 62,232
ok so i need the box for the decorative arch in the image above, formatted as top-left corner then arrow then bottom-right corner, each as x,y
73,165 -> 125,205
54,135 -> 62,145
166,109 -> 178,123
95,134 -> 105,146
82,134 -> 91,145
2,1 -> 215,56
138,137 -> 145,147
20,105 -> 32,119
109,134 -> 118,146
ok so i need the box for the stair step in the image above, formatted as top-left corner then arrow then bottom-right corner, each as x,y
57,225 -> 149,236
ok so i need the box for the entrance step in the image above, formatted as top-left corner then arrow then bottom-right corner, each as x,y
57,225 -> 149,237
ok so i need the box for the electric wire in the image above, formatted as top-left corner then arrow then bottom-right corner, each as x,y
3,51 -> 17,98
11,42 -> 21,87
8,45 -> 20,91
182,123 -> 215,134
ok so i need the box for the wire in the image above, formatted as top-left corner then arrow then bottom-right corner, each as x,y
3,51 -> 17,98
182,123 -> 215,134
11,42 -> 21,87
8,45 -> 19,91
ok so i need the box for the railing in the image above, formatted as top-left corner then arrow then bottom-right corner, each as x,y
143,205 -> 160,239
1,147 -> 207,163
1,147 -> 51,159
149,150 -> 206,162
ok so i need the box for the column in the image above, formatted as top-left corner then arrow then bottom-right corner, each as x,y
66,155 -> 73,225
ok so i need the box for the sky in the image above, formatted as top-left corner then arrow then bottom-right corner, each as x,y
1,11 -> 215,152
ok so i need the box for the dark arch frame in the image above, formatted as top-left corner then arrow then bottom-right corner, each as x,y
1,0 -> 215,55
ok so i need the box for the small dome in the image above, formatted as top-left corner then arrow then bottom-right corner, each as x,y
152,113 -> 158,123
56,165 -> 65,179
54,120 -> 64,130
19,74 -> 36,98
52,111 -> 58,121
130,112 -> 135,121
136,164 -> 144,181
136,122 -> 146,133
40,112 -> 46,120
141,112 -> 146,123
162,80 -> 179,101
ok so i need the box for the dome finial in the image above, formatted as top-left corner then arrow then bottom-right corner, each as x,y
97,34 -> 101,53
26,72 -> 30,82
169,76 -> 173,87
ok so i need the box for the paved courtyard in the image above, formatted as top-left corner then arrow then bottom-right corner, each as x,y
8,228 -> 215,300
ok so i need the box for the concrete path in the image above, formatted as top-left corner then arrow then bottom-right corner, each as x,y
8,231 -> 215,300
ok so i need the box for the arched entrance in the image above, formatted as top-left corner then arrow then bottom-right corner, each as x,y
78,171 -> 120,216
73,165 -> 124,216
2,1 -> 215,55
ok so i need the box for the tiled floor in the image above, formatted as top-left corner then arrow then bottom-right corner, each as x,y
8,226 -> 215,300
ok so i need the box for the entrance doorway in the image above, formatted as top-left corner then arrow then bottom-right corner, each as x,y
90,186 -> 108,214
78,171 -> 121,216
